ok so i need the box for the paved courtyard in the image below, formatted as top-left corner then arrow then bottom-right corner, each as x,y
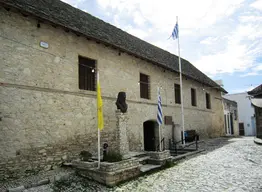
114,137 -> 262,192
3,137 -> 262,192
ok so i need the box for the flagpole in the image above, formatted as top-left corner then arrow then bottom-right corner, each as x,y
159,124 -> 161,151
97,72 -> 101,169
177,16 -> 185,145
158,87 -> 162,152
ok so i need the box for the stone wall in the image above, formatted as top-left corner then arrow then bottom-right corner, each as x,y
115,111 -> 129,155
147,150 -> 171,160
0,8 -> 224,179
77,166 -> 141,187
99,158 -> 139,172
74,158 -> 141,187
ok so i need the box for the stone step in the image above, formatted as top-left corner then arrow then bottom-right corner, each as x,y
136,156 -> 151,165
171,149 -> 205,160
134,152 -> 149,158
178,148 -> 197,152
140,164 -> 161,173
123,151 -> 148,159
170,151 -> 189,155
137,156 -> 150,162
170,149 -> 197,155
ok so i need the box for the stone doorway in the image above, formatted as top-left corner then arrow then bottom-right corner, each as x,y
230,113 -> 234,135
143,120 -> 158,151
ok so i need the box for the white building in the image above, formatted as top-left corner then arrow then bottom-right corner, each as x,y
223,93 -> 256,136
222,98 -> 239,136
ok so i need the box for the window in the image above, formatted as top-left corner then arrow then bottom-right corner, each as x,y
79,56 -> 96,91
191,88 -> 197,106
140,73 -> 150,99
174,84 -> 181,104
206,93 -> 211,109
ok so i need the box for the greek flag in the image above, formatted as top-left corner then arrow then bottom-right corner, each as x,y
171,22 -> 179,39
157,88 -> 163,125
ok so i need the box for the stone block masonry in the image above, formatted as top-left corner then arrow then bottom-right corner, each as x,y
0,8 -> 224,180
74,158 -> 141,187
115,111 -> 129,156
146,150 -> 172,165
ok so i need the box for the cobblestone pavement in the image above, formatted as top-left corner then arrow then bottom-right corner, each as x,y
114,137 -> 262,192
0,168 -> 74,192
3,137 -> 262,192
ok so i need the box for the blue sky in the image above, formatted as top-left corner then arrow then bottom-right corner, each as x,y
62,0 -> 262,93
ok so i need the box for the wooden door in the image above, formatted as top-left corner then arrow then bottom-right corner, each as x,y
239,123 -> 245,136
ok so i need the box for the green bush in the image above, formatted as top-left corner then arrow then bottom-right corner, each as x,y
103,151 -> 122,162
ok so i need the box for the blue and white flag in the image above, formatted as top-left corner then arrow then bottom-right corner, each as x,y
171,22 -> 179,40
157,88 -> 163,125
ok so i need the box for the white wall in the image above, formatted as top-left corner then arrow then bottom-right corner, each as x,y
224,93 -> 256,136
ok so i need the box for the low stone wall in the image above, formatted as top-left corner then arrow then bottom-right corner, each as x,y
74,158 -> 141,187
147,150 -> 171,160
77,166 -> 140,187
72,161 -> 98,169
99,158 -> 139,172
146,150 -> 171,165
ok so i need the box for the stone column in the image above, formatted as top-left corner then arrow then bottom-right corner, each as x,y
115,110 -> 129,156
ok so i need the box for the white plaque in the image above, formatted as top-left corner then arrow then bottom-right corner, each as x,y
40,41 -> 49,49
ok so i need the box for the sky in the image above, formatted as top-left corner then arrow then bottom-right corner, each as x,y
62,0 -> 262,94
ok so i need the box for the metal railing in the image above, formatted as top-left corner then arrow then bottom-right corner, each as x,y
156,137 -> 165,151
169,137 -> 199,155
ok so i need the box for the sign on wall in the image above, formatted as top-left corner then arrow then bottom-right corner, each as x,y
40,41 -> 49,49
164,116 -> 173,125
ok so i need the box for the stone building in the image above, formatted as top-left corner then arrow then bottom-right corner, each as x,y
0,0 -> 226,180
248,84 -> 262,139
222,98 -> 239,136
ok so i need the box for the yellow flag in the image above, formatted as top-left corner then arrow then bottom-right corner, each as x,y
97,73 -> 104,130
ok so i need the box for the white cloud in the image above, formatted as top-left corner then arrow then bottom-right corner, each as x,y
126,28 -> 149,39
133,11 -> 146,26
251,0 -> 262,11
113,15 -> 121,28
254,64 -> 262,71
200,37 -> 219,45
64,0 -> 261,79
239,15 -> 262,22
61,0 -> 84,8
97,0 -> 245,35
240,72 -> 259,77
96,0 -> 262,77
239,64 -> 262,77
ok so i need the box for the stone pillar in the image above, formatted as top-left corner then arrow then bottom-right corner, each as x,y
115,110 -> 129,156
173,123 -> 182,142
